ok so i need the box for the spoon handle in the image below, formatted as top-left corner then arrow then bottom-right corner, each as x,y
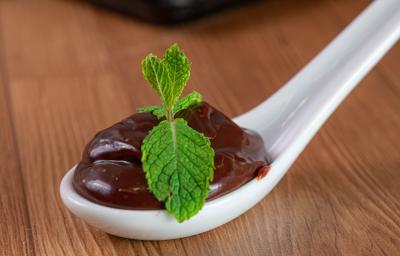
236,0 -> 400,162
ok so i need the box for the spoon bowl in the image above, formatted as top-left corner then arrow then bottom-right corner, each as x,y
61,162 -> 283,240
60,0 -> 400,240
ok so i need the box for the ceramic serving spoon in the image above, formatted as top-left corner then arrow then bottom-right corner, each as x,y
60,0 -> 400,240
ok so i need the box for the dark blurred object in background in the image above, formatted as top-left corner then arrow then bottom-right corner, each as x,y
88,0 -> 257,24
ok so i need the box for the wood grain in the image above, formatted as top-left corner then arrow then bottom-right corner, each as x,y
0,0 -> 399,255
0,55 -> 34,256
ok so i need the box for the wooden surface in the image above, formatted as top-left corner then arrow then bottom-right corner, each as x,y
1,0 -> 399,255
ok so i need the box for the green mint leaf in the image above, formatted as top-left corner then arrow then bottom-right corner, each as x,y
173,91 -> 203,115
140,44 -> 214,222
141,44 -> 190,109
138,91 -> 202,119
163,43 -> 191,106
141,54 -> 170,104
141,118 -> 214,222
137,105 -> 166,119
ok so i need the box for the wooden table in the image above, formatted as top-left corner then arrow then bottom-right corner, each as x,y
1,0 -> 399,255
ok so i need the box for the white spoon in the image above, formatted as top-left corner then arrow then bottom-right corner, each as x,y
60,0 -> 400,240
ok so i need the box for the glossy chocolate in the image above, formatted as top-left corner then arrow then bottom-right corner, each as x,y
73,102 -> 268,209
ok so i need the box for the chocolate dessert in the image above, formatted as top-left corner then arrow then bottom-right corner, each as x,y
73,102 -> 269,209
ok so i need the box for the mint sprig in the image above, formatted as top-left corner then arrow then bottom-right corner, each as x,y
139,44 -> 214,222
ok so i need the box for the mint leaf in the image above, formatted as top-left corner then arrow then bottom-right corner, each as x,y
173,91 -> 203,115
141,44 -> 190,109
163,43 -> 190,106
137,105 -> 166,119
141,54 -> 170,105
139,91 -> 202,118
141,119 -> 214,222
140,43 -> 214,222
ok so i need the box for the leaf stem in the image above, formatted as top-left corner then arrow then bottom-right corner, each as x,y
166,108 -> 174,122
